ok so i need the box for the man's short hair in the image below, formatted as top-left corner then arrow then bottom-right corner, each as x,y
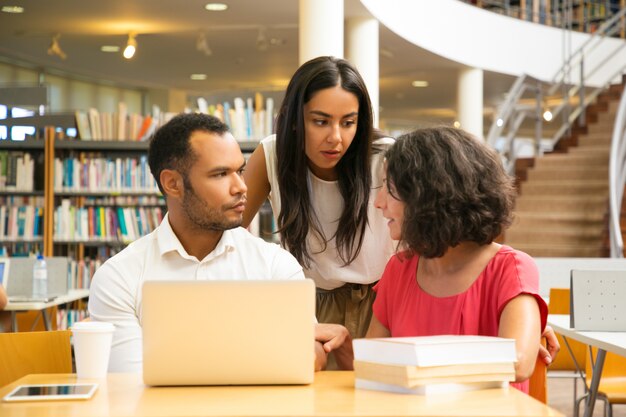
148,113 -> 230,194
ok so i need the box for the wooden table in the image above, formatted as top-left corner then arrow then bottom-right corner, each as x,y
0,371 -> 563,417
548,314 -> 626,417
4,289 -> 89,330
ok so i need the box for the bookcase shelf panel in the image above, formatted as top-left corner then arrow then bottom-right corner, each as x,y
0,139 -> 44,151
55,191 -> 162,197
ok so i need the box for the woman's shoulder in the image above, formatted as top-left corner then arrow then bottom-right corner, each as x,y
260,134 -> 276,148
386,250 -> 417,272
496,245 -> 536,265
489,245 -> 539,279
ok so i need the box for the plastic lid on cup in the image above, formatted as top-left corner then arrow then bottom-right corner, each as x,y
71,321 -> 115,333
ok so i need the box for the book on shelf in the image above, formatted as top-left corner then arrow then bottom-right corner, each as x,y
354,378 -> 508,395
73,104 -> 175,141
196,93 -> 276,141
352,335 -> 517,367
0,151 -> 35,192
353,360 -> 515,388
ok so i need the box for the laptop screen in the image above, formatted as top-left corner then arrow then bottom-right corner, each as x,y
0,259 -> 8,287
141,279 -> 315,386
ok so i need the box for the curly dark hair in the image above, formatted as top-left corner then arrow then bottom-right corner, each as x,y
385,127 -> 515,258
275,56 -> 374,268
148,113 -> 230,195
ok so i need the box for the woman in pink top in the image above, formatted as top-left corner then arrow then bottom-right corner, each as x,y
367,127 -> 548,393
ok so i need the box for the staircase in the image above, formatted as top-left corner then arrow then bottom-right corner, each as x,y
504,79 -> 625,257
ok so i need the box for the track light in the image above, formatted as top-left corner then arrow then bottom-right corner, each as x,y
123,33 -> 137,59
196,32 -> 212,56
47,33 -> 67,60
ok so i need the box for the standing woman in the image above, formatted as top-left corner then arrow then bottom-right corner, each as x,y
243,56 -> 394,341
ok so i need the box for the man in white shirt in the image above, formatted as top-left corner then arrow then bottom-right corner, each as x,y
89,113 -> 350,373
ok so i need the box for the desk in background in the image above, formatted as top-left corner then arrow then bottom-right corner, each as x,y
4,289 -> 89,331
0,371 -> 562,417
548,314 -> 626,417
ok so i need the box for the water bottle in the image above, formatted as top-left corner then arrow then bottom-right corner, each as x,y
32,254 -> 48,298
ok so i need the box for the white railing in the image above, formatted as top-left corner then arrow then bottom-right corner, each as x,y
609,85 -> 626,258
487,7 -> 626,174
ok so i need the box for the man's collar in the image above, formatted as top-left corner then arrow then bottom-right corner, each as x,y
157,213 -> 236,262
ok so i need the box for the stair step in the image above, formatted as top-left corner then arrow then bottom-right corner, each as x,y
527,168 -> 607,181
515,195 -> 607,212
534,154 -> 609,168
520,180 -> 608,196
579,132 -> 612,141
502,243 -> 603,257
587,125 -> 616,134
506,227 -> 603,245
577,137 -> 612,148
567,145 -> 610,155
513,211 -> 605,228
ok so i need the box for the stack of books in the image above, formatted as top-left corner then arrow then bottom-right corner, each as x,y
352,335 -> 517,395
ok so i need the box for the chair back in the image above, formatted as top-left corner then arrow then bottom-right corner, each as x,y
548,288 -> 587,371
528,342 -> 548,403
0,330 -> 72,387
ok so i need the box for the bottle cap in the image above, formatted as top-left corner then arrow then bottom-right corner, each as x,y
36,254 -> 44,260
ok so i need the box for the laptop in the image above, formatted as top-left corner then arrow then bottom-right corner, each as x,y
141,279 -> 315,386
0,258 -> 9,288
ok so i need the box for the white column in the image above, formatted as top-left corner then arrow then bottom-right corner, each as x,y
457,67 -> 484,140
346,17 -> 380,128
299,0 -> 343,64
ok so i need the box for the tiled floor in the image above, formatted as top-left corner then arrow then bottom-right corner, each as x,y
548,376 -> 626,417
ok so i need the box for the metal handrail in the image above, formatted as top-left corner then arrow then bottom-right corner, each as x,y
486,5 -> 626,175
609,83 -> 626,257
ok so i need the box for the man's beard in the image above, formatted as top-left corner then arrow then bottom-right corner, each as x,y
182,179 -> 244,232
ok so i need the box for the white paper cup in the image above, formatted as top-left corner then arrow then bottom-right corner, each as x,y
71,321 -> 115,379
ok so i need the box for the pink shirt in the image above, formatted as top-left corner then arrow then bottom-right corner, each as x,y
372,245 -> 548,393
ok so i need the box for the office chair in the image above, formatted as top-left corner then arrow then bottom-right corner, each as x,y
575,347 -> 626,417
0,330 -> 72,387
547,288 -> 587,407
529,354 -> 548,403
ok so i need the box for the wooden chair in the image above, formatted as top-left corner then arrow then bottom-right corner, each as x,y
575,347 -> 626,417
529,355 -> 548,403
547,287 -> 587,407
0,330 -> 72,388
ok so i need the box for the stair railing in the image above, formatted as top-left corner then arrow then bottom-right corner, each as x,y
609,83 -> 626,258
487,6 -> 626,174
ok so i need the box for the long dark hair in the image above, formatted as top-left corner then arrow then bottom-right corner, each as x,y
275,56 -> 374,268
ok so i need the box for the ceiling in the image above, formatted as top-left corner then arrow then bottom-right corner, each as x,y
0,0 -> 516,128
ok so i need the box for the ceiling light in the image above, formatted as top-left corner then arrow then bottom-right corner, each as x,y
543,109 -> 553,122
453,121 -> 461,128
196,32 -> 212,56
496,118 -> 504,127
190,74 -> 207,80
123,33 -> 137,59
205,3 -> 228,11
101,45 -> 120,53
1,6 -> 24,13
411,80 -> 429,88
47,34 -> 67,60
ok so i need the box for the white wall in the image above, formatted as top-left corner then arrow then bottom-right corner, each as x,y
535,258 -> 626,298
360,0 -> 626,87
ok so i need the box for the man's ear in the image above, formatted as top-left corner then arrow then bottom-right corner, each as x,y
160,169 -> 184,198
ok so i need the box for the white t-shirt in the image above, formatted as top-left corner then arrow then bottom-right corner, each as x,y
261,134 -> 395,290
88,213 -> 304,373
